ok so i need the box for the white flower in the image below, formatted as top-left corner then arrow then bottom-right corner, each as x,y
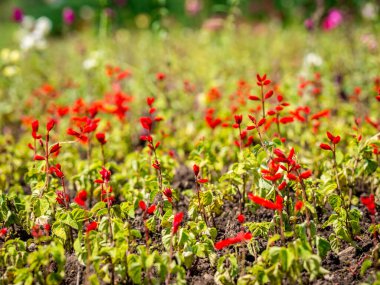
303,53 -> 323,67
34,16 -> 52,37
3,66 -> 19,77
20,34 -> 36,51
83,58 -> 97,70
362,2 -> 378,20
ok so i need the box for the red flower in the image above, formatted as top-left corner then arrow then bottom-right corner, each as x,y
139,200 -> 147,211
163,188 -> 173,202
147,97 -> 155,107
234,114 -> 243,125
193,164 -> 200,177
197,178 -> 209,184
56,191 -> 69,206
326,132 -> 340,144
156,72 -> 166,81
74,190 -> 87,207
172,212 -> 184,234
99,167 -> 111,183
299,169 -> 312,180
86,221 -> 98,233
34,155 -> 45,161
237,214 -> 245,224
248,193 -> 283,211
0,227 -> 8,238
46,119 -> 56,132
214,231 -> 252,250
147,205 -> 156,215
140,117 -> 153,132
361,194 -> 376,215
32,120 -> 39,133
96,133 -> 107,145
278,181 -> 287,191
295,201 -> 304,212
320,143 -> 332,151
49,143 -> 61,155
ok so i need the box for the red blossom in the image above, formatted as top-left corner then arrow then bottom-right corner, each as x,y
0,227 -> 8,238
163,188 -> 173,202
56,190 -> 69,206
86,221 -> 98,233
96,133 -> 107,145
320,143 -> 332,151
237,214 -> 245,224
140,117 -> 153,132
214,231 -> 252,250
139,200 -> 147,211
193,164 -> 200,177
361,194 -> 376,215
46,119 -> 56,132
299,169 -> 312,180
295,201 -> 304,212
74,190 -> 87,207
247,193 -> 283,211
173,212 -> 184,234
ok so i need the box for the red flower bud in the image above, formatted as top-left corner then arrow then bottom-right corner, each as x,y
193,164 -> 200,177
320,143 -> 332,151
46,119 -> 56,132
96,133 -> 107,145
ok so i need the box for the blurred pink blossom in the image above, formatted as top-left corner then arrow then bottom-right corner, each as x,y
12,7 -> 24,23
63,8 -> 75,25
322,9 -> 343,31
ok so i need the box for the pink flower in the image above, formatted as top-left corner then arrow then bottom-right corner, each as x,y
12,7 -> 23,23
323,9 -> 343,31
63,7 -> 75,25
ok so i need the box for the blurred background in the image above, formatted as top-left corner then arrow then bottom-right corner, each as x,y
0,0 -> 379,39
0,0 -> 377,63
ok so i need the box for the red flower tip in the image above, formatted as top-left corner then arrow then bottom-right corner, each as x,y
156,72 -> 166,81
237,214 -> 245,224
193,164 -> 200,177
140,117 -> 153,132
295,200 -> 304,212
147,97 -> 155,107
46,119 -> 56,132
278,181 -> 287,191
197,178 -> 209,184
214,231 -> 252,250
264,90 -> 274,99
139,200 -> 147,211
86,221 -> 98,233
163,188 -> 173,199
173,212 -> 184,234
34,154 -> 45,161
320,143 -> 332,151
360,194 -> 376,215
299,169 -> 312,180
0,227 -> 8,238
49,143 -> 61,155
32,120 -> 39,133
96,133 -> 107,145
74,190 -> 87,207
234,114 -> 243,125
147,204 -> 156,215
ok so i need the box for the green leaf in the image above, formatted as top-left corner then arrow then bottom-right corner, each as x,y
62,213 -> 79,230
316,236 -> 330,258
364,159 -> 377,175
202,190 -> 213,206
360,259 -> 372,277
127,255 -> 142,284
328,194 -> 342,209
33,197 -> 50,217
